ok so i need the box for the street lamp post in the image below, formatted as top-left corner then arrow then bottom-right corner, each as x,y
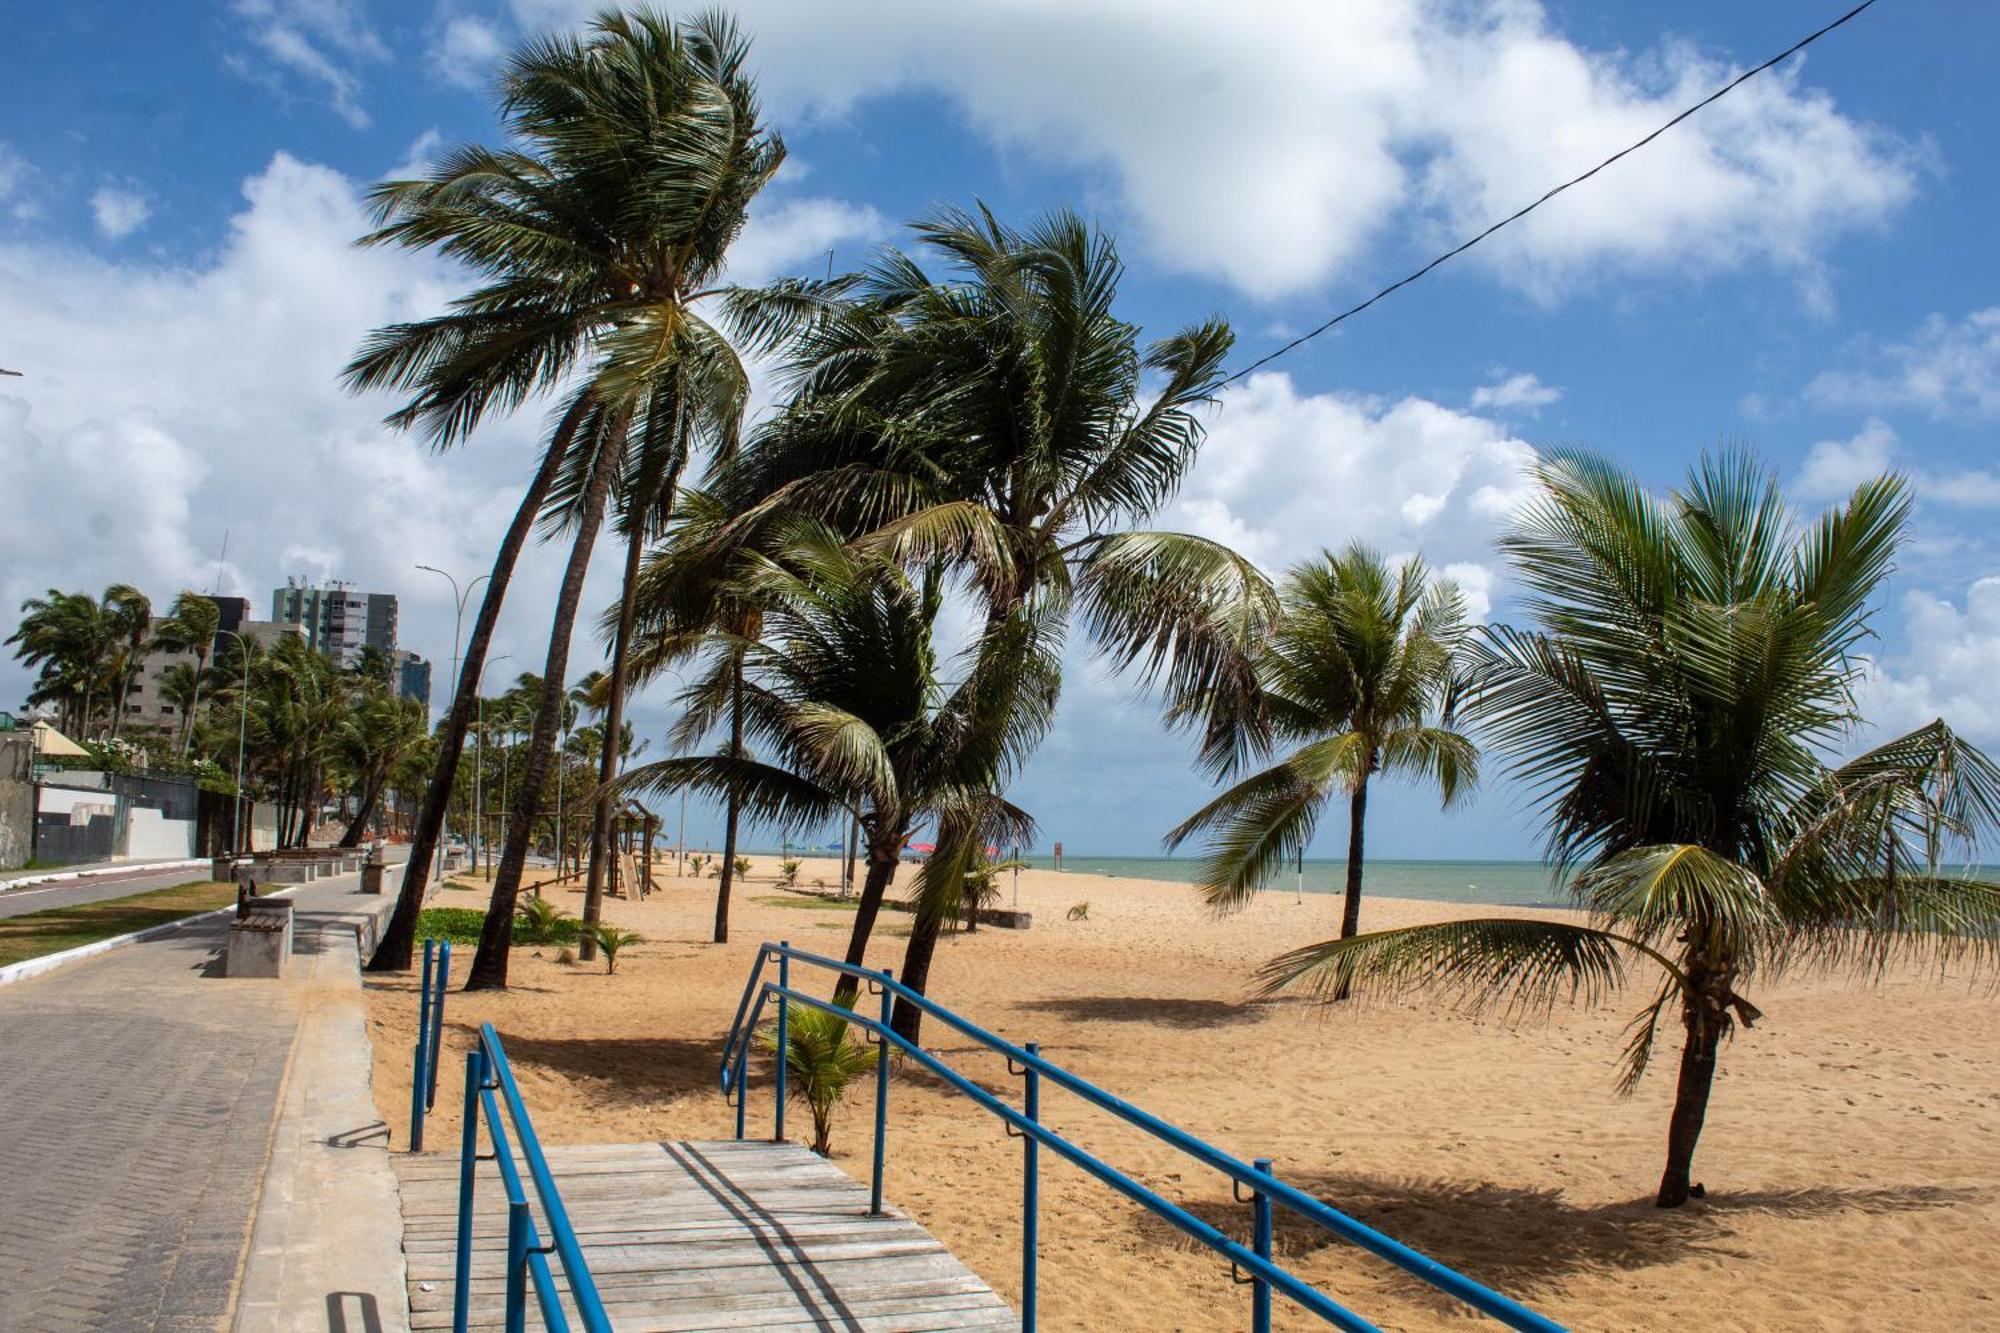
473,653 -> 512,878
214,629 -> 254,855
417,563 -> 489,879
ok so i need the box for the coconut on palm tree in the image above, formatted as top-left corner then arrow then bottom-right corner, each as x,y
347,8 -> 789,983
1257,450 -> 2000,1208
1168,546 -> 1477,983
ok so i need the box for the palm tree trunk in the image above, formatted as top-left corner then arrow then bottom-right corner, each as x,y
467,413 -> 621,991
340,769 -> 388,847
1330,770 -> 1371,1001
180,650 -> 208,759
832,840 -> 901,1008
370,393 -> 590,973
891,909 -> 943,1043
713,655 -> 745,944
582,521 -> 648,961
1657,961 -> 1730,1207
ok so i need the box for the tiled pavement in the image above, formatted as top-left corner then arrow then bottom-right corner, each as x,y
0,876 -> 394,1330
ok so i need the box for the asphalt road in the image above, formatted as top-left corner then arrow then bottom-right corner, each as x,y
0,866 -> 219,920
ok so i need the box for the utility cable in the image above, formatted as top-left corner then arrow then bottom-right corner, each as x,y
1215,0 -> 1882,389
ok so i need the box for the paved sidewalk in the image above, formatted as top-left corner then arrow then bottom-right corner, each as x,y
0,871 -> 402,1331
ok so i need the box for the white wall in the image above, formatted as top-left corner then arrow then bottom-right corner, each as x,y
121,806 -> 197,860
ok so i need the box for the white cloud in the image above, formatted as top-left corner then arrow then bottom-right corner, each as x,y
1798,418 -> 1898,497
230,0 -> 387,128
89,185 -> 151,241
1806,308 -> 2000,420
1798,418 -> 2000,506
512,0 -> 1921,302
1863,578 -> 2000,744
724,197 -> 886,288
1161,372 -> 1538,618
430,15 -> 507,91
0,153 -> 573,714
1469,370 -> 1561,413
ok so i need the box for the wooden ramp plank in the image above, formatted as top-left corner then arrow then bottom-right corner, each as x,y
393,1140 -> 1017,1332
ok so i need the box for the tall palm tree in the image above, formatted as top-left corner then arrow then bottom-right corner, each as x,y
1167,546 -> 1477,981
619,522 -> 1035,1016
9,588 -> 116,737
153,592 -> 222,758
716,207 -> 1262,1025
347,8 -> 785,981
1257,451 -> 2000,1208
334,691 -> 429,846
101,584 -> 152,742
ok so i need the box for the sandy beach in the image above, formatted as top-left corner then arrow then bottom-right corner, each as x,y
365,858 -> 2000,1331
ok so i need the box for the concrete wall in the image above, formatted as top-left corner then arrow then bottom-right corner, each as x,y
122,806 -> 198,860
0,734 -> 31,870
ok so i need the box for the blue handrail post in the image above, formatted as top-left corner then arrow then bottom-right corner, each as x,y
733,1031 -> 749,1140
453,1047 -> 486,1333
870,967 -> 892,1216
1251,1158 -> 1274,1333
427,939 -> 452,1110
411,939 -> 435,1150
1022,1041 -> 1041,1333
504,1197 -> 530,1333
773,942 -> 790,1143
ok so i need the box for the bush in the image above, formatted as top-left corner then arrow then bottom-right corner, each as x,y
416,905 -> 582,948
779,857 -> 801,887
580,922 -> 642,974
759,1006 -> 876,1156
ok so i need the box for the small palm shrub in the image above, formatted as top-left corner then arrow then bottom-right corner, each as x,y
734,854 -> 752,878
759,1006 -> 876,1156
1066,902 -> 1090,920
779,857 -> 801,887
515,896 -> 571,947
579,922 -> 642,974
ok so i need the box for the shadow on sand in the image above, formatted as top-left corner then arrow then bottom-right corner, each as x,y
1132,1170 -> 1981,1306
499,1033 -> 727,1106
1011,994 -> 1269,1030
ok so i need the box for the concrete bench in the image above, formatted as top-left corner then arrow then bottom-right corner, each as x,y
227,899 -> 294,978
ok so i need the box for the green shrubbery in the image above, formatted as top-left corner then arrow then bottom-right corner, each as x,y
416,905 -> 582,948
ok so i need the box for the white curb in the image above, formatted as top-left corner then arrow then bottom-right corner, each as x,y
0,857 -> 210,892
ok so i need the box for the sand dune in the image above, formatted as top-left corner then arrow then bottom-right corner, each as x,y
366,858 -> 2000,1331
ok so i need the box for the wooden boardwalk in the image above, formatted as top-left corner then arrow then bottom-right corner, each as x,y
394,1140 -> 1018,1331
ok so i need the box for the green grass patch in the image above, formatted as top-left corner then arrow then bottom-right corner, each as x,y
0,880 -> 236,967
416,905 -> 584,947
753,894 -> 859,912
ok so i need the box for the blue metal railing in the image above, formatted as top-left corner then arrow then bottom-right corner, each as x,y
720,941 -> 1565,1333
455,1023 -> 612,1333
409,938 -> 451,1151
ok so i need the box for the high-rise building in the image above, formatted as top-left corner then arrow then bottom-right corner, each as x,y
394,650 -> 433,711
271,581 -> 399,671
125,616 -> 305,732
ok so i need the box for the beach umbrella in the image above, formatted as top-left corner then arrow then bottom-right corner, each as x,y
30,720 -> 87,758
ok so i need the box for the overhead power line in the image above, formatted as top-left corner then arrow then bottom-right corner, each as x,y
1215,0 -> 1882,390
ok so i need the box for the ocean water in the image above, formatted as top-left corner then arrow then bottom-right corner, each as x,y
1013,855 -> 1569,908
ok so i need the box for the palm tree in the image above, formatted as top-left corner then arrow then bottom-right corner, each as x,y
714,208 -> 1260,1025
101,584 -> 152,742
620,524 -> 1034,1018
153,592 -> 221,757
1167,546 -> 1477,987
1257,451 -> 2000,1208
9,588 -> 116,737
347,9 -> 785,981
334,691 -> 430,846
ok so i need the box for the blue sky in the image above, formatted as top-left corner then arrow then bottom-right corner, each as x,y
3,1 -> 1997,860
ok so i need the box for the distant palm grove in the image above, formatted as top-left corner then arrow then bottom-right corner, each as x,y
18,7 -> 1994,1213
